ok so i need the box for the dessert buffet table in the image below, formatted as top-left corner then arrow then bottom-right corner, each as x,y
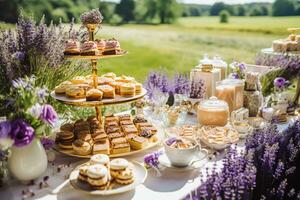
0,112 -> 295,200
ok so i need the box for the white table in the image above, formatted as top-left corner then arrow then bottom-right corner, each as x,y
0,113 -> 295,200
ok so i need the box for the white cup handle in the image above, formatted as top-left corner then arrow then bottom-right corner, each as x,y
190,147 -> 208,165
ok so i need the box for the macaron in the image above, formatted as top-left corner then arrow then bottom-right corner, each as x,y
90,154 -> 110,166
60,123 -> 74,132
78,165 -> 89,182
110,158 -> 129,171
87,164 -> 109,189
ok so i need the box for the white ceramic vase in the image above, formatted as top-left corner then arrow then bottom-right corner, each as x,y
8,138 -> 47,182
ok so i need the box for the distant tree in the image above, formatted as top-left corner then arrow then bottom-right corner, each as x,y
261,5 -> 269,15
189,7 -> 200,16
219,10 -> 229,23
210,2 -> 226,16
272,0 -> 295,16
115,0 -> 135,23
0,0 -> 20,23
99,2 -> 114,23
249,6 -> 263,16
156,0 -> 181,24
143,0 -> 158,21
237,5 -> 246,16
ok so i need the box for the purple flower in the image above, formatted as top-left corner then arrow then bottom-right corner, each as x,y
37,88 -> 48,101
189,79 -> 206,99
144,151 -> 163,168
230,72 -> 239,79
10,119 -> 34,147
28,103 -> 42,119
12,78 -> 27,89
238,62 -> 246,72
0,121 -> 11,138
165,137 -> 178,146
80,9 -> 103,24
40,138 -> 54,150
274,77 -> 289,90
40,104 -> 58,126
12,51 -> 25,61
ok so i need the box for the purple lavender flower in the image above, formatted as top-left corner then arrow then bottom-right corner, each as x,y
37,88 -> 48,101
80,9 -> 103,25
40,105 -> 58,126
273,77 -> 289,90
0,121 -> 11,138
230,72 -> 239,79
40,138 -> 54,150
189,79 -> 206,99
165,137 -> 178,146
10,119 -> 34,147
12,78 -> 27,89
12,51 -> 25,61
144,151 -> 163,168
171,73 -> 190,95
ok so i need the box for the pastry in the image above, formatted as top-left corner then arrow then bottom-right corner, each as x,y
92,129 -> 107,142
105,115 -> 119,123
140,128 -> 157,143
64,40 -> 80,55
126,133 -> 137,140
78,165 -> 89,182
93,139 -> 110,155
72,139 -> 92,155
111,82 -> 123,95
90,154 -> 110,167
111,143 -> 130,154
115,75 -> 135,83
122,124 -> 138,135
80,41 -> 100,56
77,131 -> 93,144
103,39 -> 121,55
107,132 -> 124,140
71,76 -> 86,84
128,136 -> 148,150
118,114 -> 131,121
111,137 -> 128,146
133,116 -> 147,124
102,72 -> 116,80
106,126 -> 121,134
87,164 -> 109,189
54,81 -> 72,94
86,88 -> 103,101
120,120 -> 133,126
98,85 -> 115,99
95,39 -> 106,52
120,83 -> 135,97
110,159 -> 134,185
60,123 -> 74,132
57,131 -> 74,149
136,122 -> 152,130
65,85 -> 85,99
98,77 -> 114,85
134,82 -> 142,94
105,120 -> 119,128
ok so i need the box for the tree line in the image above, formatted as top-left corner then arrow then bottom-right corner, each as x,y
0,0 -> 299,25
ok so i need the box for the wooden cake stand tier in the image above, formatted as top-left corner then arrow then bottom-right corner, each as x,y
50,88 -> 147,107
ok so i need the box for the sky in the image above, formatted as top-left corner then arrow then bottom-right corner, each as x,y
107,0 -> 275,5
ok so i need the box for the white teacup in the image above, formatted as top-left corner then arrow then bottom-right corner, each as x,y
163,138 -> 208,167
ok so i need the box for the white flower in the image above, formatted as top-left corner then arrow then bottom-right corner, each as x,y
0,138 -> 14,150
27,103 -> 42,119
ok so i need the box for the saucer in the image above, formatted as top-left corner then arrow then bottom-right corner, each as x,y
158,152 -> 207,172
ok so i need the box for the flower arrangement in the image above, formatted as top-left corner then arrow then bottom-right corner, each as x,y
185,119 -> 300,200
80,9 -> 103,25
0,76 -> 58,149
189,79 -> 206,99
229,61 -> 247,79
273,77 -> 290,91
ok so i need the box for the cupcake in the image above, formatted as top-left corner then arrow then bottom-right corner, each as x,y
80,41 -> 100,56
64,40 -> 80,55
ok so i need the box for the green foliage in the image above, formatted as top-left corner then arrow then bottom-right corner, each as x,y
157,0 -> 181,24
115,0 -> 135,23
52,8 -> 68,23
220,10 -> 230,23
272,0 -> 295,16
210,2 -> 226,16
237,6 -> 246,16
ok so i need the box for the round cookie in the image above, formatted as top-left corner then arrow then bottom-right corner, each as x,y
110,166 -> 133,180
90,154 -> 110,166
115,177 -> 134,185
110,158 -> 129,171
72,139 -> 92,156
78,165 -> 89,182
60,123 -> 74,132
87,164 -> 109,189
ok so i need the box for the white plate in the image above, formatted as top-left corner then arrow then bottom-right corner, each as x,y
69,161 -> 147,195
158,152 -> 207,172
200,138 -> 230,151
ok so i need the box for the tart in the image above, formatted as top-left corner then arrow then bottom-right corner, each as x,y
98,85 -> 115,99
86,88 -> 103,101
120,83 -> 135,97
65,85 -> 85,99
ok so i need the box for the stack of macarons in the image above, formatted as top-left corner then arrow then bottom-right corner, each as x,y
77,154 -> 134,190
56,131 -> 74,149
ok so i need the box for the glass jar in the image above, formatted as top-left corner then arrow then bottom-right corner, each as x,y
212,56 -> 227,80
197,96 -> 229,126
216,79 -> 244,112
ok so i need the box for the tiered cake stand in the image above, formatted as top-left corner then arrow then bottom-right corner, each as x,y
51,24 -> 146,125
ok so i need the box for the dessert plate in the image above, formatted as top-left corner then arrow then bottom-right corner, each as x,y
69,161 -> 147,195
158,152 -> 207,172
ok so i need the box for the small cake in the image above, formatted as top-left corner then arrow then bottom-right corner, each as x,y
55,81 -> 72,94
118,114 -> 131,121
77,132 -> 93,144
86,88 -> 103,101
110,159 -> 134,185
105,115 -> 119,123
72,139 -> 92,155
111,137 -> 130,154
92,129 -> 107,142
64,40 -> 80,55
287,41 -> 298,51
272,39 -> 288,52
134,82 -> 142,94
115,75 -> 135,83
111,82 -> 123,95
87,164 -> 109,190
65,85 -> 85,99
60,123 -> 74,132
107,132 -> 125,140
102,72 -> 117,80
105,120 -> 119,128
122,124 -> 138,135
136,122 -> 152,130
103,39 -> 121,55
120,120 -> 133,126
98,77 -> 114,85
90,154 -> 110,167
71,76 -> 86,84
133,116 -> 147,125
140,128 -> 157,143
95,39 -> 106,52
120,83 -> 135,97
98,85 -> 115,99
128,136 -> 148,150
80,41 -> 100,56
78,165 -> 89,182
93,139 -> 110,155
57,131 -> 74,149
106,126 -> 121,135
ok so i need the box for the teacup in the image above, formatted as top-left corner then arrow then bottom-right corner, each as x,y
163,138 -> 208,167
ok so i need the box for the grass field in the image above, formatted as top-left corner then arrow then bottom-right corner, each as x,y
1,16 -> 299,81
98,16 -> 299,80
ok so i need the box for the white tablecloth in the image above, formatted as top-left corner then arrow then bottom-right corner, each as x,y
0,113 -> 294,200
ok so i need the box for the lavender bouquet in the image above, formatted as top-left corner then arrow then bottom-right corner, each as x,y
0,76 -> 58,150
80,9 -> 103,25
229,61 -> 247,80
189,79 -> 206,99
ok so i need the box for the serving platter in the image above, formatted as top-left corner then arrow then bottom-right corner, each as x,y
50,88 -> 146,107
64,50 -> 128,60
69,161 -> 147,195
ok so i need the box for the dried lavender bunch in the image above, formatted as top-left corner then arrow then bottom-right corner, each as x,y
189,79 -> 206,99
80,9 -> 103,25
170,73 -> 190,95
144,71 -> 170,100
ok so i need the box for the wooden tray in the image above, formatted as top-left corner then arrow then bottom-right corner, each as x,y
54,137 -> 161,158
50,88 -> 146,107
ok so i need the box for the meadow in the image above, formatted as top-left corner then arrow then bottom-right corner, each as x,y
97,16 -> 299,81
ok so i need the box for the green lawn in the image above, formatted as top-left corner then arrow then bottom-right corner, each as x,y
97,16 -> 299,80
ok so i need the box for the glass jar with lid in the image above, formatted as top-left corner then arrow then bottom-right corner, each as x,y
216,79 -> 244,112
197,96 -> 229,126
